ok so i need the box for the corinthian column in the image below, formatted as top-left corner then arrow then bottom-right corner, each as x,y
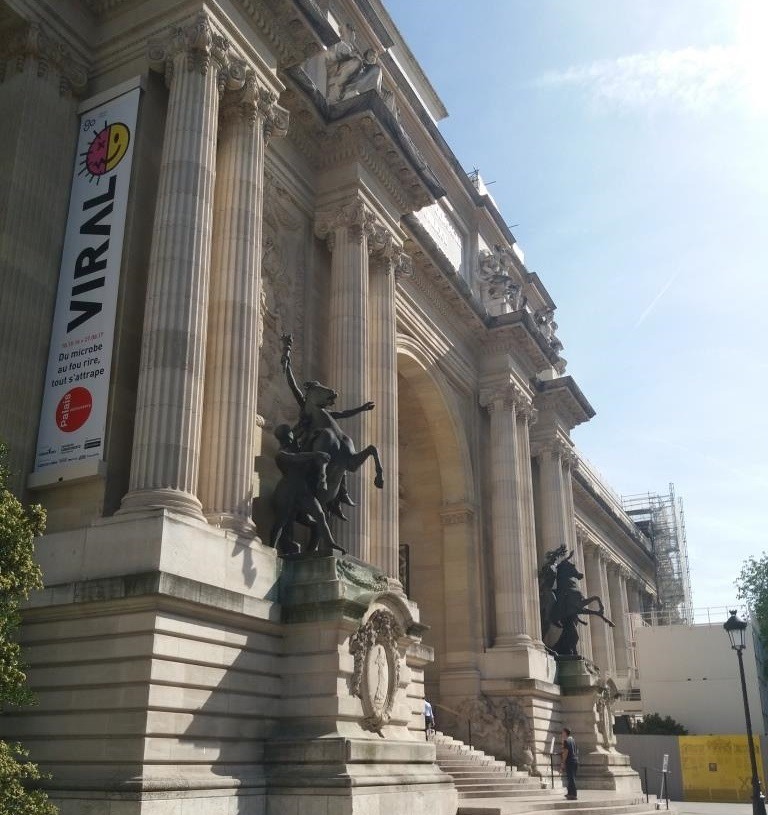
515,404 -> 542,642
481,385 -> 534,646
0,22 -> 86,492
315,198 -> 375,560
583,543 -> 615,675
535,443 -> 571,562
198,70 -> 288,533
122,14 -> 238,517
368,227 -> 410,577
608,564 -> 631,678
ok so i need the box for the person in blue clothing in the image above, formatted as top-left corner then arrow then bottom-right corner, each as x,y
561,727 -> 578,800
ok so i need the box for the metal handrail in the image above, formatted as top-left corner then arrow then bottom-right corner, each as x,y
430,702 -> 473,748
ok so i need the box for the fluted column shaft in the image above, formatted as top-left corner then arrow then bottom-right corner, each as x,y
198,72 -> 287,533
316,200 -> 374,560
608,568 -> 631,675
516,408 -> 542,643
584,546 -> 615,674
484,390 -> 533,646
536,447 -> 570,561
123,15 -> 231,516
368,232 -> 408,576
440,505 -> 480,668
627,579 -> 643,614
573,533 -> 594,660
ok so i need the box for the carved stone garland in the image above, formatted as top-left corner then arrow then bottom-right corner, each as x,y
349,609 -> 403,733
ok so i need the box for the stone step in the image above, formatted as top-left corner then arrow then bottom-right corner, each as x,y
457,795 -> 663,814
452,779 -> 544,789
459,787 -> 557,799
437,757 -> 516,772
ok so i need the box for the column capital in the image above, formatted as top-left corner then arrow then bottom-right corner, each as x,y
220,67 -> 289,138
535,436 -> 578,469
315,196 -> 376,248
439,501 -> 475,526
0,20 -> 87,96
368,225 -> 412,279
582,537 -> 602,557
479,382 -> 529,413
148,12 -> 239,92
574,520 -> 590,545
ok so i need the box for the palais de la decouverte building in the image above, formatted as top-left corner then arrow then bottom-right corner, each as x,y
0,0 -> 658,812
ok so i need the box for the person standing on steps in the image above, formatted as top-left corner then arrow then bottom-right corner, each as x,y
561,727 -> 578,800
424,699 -> 435,739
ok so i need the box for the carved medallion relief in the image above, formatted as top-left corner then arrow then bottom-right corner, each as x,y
349,609 -> 403,733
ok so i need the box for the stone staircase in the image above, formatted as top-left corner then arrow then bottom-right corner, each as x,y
432,731 -> 670,815
433,730 -> 547,799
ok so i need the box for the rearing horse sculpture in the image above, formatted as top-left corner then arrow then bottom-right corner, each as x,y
550,551 -> 614,656
280,335 -> 383,544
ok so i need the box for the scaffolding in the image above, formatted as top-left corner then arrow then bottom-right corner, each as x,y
621,483 -> 693,624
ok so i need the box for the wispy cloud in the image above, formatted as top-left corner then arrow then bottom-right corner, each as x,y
536,45 -> 765,115
634,270 -> 680,328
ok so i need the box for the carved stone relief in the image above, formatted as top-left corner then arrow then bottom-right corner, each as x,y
324,22 -> 382,103
258,171 -> 306,432
445,695 -> 535,771
349,609 -> 403,733
478,245 -> 527,314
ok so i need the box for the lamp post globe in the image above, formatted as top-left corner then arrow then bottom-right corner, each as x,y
723,610 -> 766,815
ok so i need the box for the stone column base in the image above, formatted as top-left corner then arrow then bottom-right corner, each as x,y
557,656 -> 642,793
266,738 -> 456,815
273,554 -> 458,815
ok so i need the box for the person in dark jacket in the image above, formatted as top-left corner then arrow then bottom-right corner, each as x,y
561,727 -> 578,800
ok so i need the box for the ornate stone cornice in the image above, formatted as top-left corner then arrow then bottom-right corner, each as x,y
0,21 -> 87,96
439,502 -> 475,526
315,197 -> 376,248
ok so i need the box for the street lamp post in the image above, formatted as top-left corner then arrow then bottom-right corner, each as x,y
724,610 -> 767,815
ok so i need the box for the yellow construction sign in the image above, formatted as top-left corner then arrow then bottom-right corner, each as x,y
680,735 -> 765,802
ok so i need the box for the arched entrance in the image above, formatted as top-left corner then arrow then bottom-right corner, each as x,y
396,340 -> 483,706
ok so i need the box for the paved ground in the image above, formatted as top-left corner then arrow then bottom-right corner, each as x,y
670,803 -> 751,815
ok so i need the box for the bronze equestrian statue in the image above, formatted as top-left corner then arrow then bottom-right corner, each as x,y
269,334 -> 383,555
546,548 -> 614,656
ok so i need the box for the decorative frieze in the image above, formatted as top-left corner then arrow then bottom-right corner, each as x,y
439,502 -> 475,526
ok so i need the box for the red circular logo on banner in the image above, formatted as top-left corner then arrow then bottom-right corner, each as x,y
55,387 -> 93,432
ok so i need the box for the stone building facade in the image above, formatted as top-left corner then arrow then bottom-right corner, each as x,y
0,0 -> 655,812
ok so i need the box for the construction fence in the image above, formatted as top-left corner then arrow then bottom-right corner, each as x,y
616,734 -> 768,802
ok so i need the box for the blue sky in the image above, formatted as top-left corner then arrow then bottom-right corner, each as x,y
385,0 -> 768,612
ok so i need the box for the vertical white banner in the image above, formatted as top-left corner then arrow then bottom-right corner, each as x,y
34,85 -> 140,474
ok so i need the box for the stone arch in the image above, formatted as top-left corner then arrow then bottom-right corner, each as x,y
396,336 -> 482,706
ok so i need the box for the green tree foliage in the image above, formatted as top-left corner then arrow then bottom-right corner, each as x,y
736,552 -> 768,644
0,442 -> 56,815
631,712 -> 689,735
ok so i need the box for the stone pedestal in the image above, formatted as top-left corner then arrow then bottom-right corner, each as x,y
556,656 -> 642,793
268,555 -> 457,815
